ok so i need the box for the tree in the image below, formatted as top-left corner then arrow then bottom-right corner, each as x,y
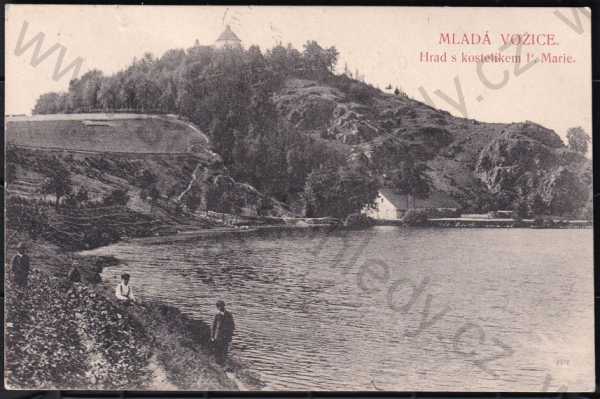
158,77 -> 177,112
138,169 -> 158,190
394,87 -> 400,96
148,185 -> 160,212
134,73 -> 161,111
302,41 -> 338,74
530,193 -> 547,216
82,69 -> 104,110
547,167 -> 588,216
512,199 -> 529,220
304,167 -> 378,219
62,193 -> 79,210
97,76 -> 122,110
40,161 -> 72,209
66,69 -> 103,111
324,46 -> 339,73
158,48 -> 186,71
566,127 -> 591,154
247,45 -> 265,71
391,159 -> 431,209
75,187 -> 90,205
494,190 -> 516,211
33,92 -> 63,114
183,188 -> 203,213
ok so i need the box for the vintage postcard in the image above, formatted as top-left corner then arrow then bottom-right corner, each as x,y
4,5 -> 593,391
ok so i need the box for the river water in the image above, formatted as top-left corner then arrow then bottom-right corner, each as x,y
82,227 -> 594,391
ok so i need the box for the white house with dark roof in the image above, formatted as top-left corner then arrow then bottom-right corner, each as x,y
214,25 -> 242,49
364,188 -> 460,220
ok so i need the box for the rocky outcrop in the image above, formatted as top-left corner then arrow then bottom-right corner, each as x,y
474,125 -> 590,215
272,77 -> 591,216
274,78 -> 342,131
475,129 -> 557,192
327,106 -> 380,144
276,79 -> 384,144
504,121 -> 564,148
538,166 -> 590,215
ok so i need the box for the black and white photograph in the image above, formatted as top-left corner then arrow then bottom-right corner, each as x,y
4,5 -> 594,392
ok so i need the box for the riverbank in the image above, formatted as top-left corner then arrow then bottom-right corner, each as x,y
426,217 -> 592,228
113,222 -> 338,246
4,232 -> 263,390
372,217 -> 592,229
81,215 -> 593,256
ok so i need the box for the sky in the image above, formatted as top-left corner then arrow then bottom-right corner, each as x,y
5,5 -> 592,140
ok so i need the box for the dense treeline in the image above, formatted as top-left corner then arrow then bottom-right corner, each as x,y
33,41 -> 379,216
33,41 -> 338,116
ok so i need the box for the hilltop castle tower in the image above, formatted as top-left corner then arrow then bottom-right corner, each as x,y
214,25 -> 242,49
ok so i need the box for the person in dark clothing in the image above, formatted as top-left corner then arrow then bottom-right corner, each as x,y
62,264 -> 82,292
67,265 -> 81,283
211,300 -> 235,367
11,242 -> 30,289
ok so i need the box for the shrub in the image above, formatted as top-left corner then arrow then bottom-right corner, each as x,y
62,193 -> 79,210
174,202 -> 185,216
75,187 -> 90,204
6,198 -> 50,240
138,169 -> 158,190
82,225 -> 121,248
102,188 -> 130,206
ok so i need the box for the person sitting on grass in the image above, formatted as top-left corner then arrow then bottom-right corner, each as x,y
115,273 -> 137,304
211,300 -> 235,368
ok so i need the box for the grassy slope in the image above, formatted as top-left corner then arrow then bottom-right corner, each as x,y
5,233 -> 255,390
6,114 -> 210,154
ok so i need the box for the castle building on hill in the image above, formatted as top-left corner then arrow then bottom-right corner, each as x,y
214,25 -> 242,49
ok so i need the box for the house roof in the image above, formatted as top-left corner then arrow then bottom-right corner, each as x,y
216,25 -> 241,42
379,188 -> 460,210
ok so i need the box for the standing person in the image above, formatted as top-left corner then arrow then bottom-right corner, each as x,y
115,273 -> 136,304
11,242 -> 31,289
63,263 -> 82,292
67,264 -> 81,283
211,300 -> 235,368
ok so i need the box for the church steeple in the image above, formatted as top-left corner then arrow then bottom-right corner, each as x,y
214,25 -> 242,49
